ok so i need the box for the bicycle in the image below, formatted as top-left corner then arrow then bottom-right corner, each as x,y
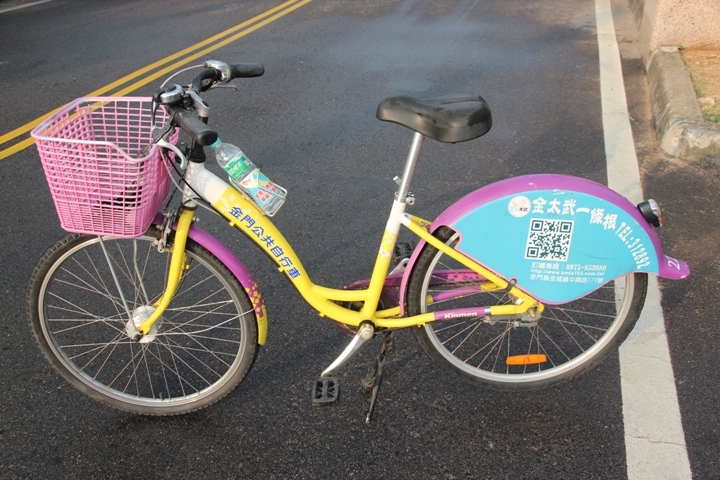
27,60 -> 689,421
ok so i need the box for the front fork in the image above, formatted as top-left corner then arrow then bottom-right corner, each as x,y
129,208 -> 195,339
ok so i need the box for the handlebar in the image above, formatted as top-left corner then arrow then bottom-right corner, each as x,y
167,107 -> 218,146
192,61 -> 264,91
156,60 -> 264,147
229,62 -> 265,79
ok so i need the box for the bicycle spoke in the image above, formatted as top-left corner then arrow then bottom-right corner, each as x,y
410,228 -> 645,389
31,232 -> 258,412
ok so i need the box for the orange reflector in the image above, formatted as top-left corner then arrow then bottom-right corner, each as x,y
506,354 -> 547,365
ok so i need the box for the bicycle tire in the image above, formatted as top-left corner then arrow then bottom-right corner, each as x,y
27,229 -> 259,415
407,226 -> 647,391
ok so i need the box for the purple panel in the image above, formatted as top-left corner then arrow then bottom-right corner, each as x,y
432,174 -> 665,259
658,255 -> 690,279
153,213 -> 263,292
344,273 -> 404,291
398,174 -> 689,313
431,285 -> 482,304
150,215 -> 268,340
187,225 -> 267,320
186,225 -> 259,289
399,242 -> 426,316
433,307 -> 491,322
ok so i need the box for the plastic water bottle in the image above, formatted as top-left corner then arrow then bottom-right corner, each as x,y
212,139 -> 287,216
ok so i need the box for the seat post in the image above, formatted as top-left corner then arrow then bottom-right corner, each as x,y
395,132 -> 424,203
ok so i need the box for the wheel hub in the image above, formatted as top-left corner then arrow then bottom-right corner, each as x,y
126,305 -> 162,343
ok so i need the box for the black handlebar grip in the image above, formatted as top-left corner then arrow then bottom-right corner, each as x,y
229,63 -> 264,79
170,108 -> 218,146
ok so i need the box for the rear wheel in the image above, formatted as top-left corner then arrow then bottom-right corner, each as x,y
27,229 -> 259,415
407,227 -> 647,390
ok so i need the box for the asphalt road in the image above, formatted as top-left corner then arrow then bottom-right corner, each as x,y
1,0 -> 718,478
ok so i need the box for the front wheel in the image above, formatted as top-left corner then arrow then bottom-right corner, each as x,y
27,229 -> 259,415
407,227 -> 648,391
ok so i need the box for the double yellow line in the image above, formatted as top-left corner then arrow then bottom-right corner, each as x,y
0,0 -> 311,161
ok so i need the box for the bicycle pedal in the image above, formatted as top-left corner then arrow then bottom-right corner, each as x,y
392,241 -> 414,264
312,377 -> 339,406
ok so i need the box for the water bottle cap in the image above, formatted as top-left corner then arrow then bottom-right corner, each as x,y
210,138 -> 222,148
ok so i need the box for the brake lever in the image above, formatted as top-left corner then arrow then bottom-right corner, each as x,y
157,138 -> 188,170
207,84 -> 238,92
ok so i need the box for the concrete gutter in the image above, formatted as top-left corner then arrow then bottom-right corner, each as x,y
648,46 -> 720,164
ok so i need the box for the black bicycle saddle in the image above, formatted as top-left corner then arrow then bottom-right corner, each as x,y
376,94 -> 492,143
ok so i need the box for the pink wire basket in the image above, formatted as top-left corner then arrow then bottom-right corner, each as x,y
31,97 -> 176,238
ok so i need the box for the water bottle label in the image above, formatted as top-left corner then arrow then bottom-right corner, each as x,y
238,169 -> 286,216
225,154 -> 252,180
240,170 -> 278,203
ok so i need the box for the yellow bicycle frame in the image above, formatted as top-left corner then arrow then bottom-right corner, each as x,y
135,165 -> 543,338
211,185 -> 542,328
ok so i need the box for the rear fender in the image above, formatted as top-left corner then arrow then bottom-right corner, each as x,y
399,174 -> 688,311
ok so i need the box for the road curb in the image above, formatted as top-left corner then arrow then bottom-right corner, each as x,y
648,46 -> 720,164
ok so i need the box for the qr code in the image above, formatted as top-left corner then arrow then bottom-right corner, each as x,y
524,219 -> 574,261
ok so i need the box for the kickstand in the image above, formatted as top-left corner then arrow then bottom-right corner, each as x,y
361,331 -> 395,424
